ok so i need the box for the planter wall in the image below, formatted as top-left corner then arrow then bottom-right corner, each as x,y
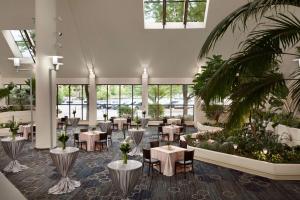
0,110 -> 36,124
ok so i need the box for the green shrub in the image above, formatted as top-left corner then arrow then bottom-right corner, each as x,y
148,104 -> 164,120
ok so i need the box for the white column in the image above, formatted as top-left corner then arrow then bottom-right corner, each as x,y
88,76 -> 97,127
142,68 -> 149,115
35,0 -> 57,149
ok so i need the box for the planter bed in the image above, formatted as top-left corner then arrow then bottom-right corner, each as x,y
181,135 -> 300,180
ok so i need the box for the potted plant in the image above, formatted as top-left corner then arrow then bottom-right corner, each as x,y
103,113 -> 107,121
142,110 -> 146,118
134,115 -> 141,130
8,116 -> 19,140
72,108 -> 76,118
120,143 -> 130,164
58,131 -> 69,150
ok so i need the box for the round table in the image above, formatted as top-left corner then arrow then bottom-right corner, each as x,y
128,128 -> 144,156
1,137 -> 28,173
48,147 -> 80,194
141,118 -> 149,128
107,160 -> 142,198
114,118 -> 127,130
99,121 -> 112,132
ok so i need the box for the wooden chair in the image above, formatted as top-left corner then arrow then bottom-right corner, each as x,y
142,148 -> 161,176
107,127 -> 113,145
95,133 -> 108,151
157,125 -> 163,139
74,133 -> 87,150
110,117 -> 118,130
123,117 -> 132,130
80,128 -> 88,133
179,140 -> 187,149
175,150 -> 194,178
150,140 -> 159,148
162,117 -> 168,125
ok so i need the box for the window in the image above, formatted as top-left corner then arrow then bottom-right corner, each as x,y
57,85 -> 88,120
6,84 -> 31,107
143,0 -> 209,29
148,84 -> 194,120
97,85 -> 142,120
10,30 -> 35,62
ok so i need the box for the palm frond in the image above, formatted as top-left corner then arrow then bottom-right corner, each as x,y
226,72 -> 287,129
199,0 -> 300,58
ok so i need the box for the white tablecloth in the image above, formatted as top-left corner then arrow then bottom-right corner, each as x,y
79,131 -> 105,151
151,145 -> 185,176
107,160 -> 142,197
114,118 -> 127,130
167,118 -> 181,125
128,128 -> 145,156
19,124 -> 35,140
162,125 -> 181,141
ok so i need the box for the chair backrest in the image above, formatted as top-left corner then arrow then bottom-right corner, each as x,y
80,128 -> 88,132
143,148 -> 151,160
110,117 -> 115,123
150,141 -> 159,148
100,133 -> 108,140
127,117 -> 131,123
179,140 -> 187,149
158,126 -> 163,132
74,133 -> 79,140
163,117 -> 168,124
184,150 -> 194,162
179,126 -> 184,133
107,127 -> 112,136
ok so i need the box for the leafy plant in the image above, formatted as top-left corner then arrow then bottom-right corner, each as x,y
202,104 -> 225,124
58,131 -> 69,150
120,143 -> 131,164
119,105 -> 133,117
148,103 -> 164,120
8,116 -> 19,140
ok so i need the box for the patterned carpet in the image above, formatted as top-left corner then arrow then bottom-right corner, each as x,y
0,126 -> 300,200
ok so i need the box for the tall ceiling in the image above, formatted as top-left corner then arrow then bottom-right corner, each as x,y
0,0 -> 248,78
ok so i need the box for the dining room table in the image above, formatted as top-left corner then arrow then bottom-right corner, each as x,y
162,125 -> 181,141
19,124 -> 35,140
107,160 -> 142,198
128,128 -> 145,156
1,136 -> 28,173
99,121 -> 112,132
48,147 -> 80,194
167,118 -> 181,125
151,145 -> 186,176
79,131 -> 105,151
113,118 -> 127,130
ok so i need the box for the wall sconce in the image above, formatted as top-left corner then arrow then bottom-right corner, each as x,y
51,56 -> 63,71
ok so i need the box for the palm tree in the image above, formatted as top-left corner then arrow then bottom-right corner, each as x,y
196,0 -> 300,128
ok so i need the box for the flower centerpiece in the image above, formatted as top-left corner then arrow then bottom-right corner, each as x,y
134,115 -> 141,130
8,116 -> 19,140
142,110 -> 146,118
58,131 -> 69,150
120,142 -> 131,164
72,108 -> 76,118
103,113 -> 107,121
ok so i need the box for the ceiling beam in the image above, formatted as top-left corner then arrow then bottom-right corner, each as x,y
163,0 -> 166,28
183,0 -> 189,27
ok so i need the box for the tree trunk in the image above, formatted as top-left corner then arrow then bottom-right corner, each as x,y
183,85 -> 188,117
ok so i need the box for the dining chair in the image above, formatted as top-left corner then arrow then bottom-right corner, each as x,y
74,133 -> 87,151
142,148 -> 161,176
179,140 -> 187,149
175,150 -> 194,178
123,117 -> 132,130
95,133 -> 108,151
150,140 -> 159,148
107,127 -> 113,145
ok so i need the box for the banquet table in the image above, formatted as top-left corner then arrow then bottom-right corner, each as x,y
162,125 -> 181,141
19,124 -> 35,140
151,145 -> 186,176
113,118 -> 127,130
107,160 -> 142,198
128,128 -> 145,156
99,121 -> 112,132
167,118 -> 181,125
79,131 -> 105,151
48,147 -> 80,194
141,118 -> 149,128
1,137 -> 28,173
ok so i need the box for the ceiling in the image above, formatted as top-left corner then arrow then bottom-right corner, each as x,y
0,0 -> 248,78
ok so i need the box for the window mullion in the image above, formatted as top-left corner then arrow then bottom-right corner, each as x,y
162,0 -> 167,28
183,0 -> 189,27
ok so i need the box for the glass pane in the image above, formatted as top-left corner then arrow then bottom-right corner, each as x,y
82,85 -> 89,120
171,85 -> 183,117
57,85 -> 69,104
120,85 -> 132,117
97,85 -> 108,120
144,1 -> 163,23
187,1 -> 206,22
108,85 -> 119,117
148,85 -> 159,120
58,105 -> 69,118
133,85 -> 142,117
159,85 -> 171,117
11,30 -> 23,41
166,1 -> 184,22
70,85 -> 82,118
187,85 -> 194,105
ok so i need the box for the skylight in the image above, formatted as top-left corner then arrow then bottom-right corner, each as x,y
2,30 -> 36,64
143,0 -> 209,29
